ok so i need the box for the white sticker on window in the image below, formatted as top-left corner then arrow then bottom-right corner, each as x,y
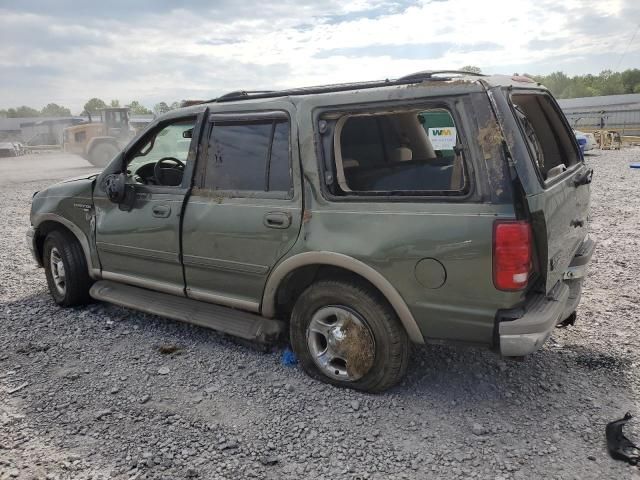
428,127 -> 457,150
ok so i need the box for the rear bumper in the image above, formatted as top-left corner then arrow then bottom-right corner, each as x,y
498,236 -> 595,356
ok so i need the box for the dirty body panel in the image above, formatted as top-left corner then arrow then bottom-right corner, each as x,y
29,175 -> 100,275
488,87 -> 591,294
28,73 -> 595,369
287,82 -> 523,345
181,103 -> 303,310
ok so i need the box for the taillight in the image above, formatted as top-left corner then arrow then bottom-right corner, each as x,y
493,220 -> 532,291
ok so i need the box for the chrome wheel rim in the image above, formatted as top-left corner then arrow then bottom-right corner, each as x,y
306,306 -> 375,382
49,247 -> 66,295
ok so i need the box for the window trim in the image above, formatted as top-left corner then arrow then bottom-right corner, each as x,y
508,90 -> 583,188
198,110 -> 294,199
316,101 -> 474,202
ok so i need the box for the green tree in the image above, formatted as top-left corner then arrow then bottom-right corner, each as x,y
41,103 -> 71,117
621,69 -> 640,93
83,97 -> 107,114
170,101 -> 182,110
110,99 -> 121,107
593,70 -> 624,96
5,106 -> 40,117
127,101 -> 152,115
154,102 -> 170,115
460,65 -> 482,74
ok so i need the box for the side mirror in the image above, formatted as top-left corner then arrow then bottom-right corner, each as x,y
104,173 -> 127,203
103,173 -> 135,211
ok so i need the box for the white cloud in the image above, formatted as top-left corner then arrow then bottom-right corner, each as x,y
1,0 -> 638,112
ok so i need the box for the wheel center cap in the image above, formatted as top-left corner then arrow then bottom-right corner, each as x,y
328,326 -> 345,347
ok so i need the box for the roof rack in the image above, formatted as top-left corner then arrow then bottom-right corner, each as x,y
207,69 -> 484,104
396,70 -> 486,82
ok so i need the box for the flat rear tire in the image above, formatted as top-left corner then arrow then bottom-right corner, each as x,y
290,280 -> 410,392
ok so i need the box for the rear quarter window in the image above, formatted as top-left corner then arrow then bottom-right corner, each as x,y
325,107 -> 468,197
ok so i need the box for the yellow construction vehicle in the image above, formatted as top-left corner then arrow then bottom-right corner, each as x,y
63,108 -> 133,166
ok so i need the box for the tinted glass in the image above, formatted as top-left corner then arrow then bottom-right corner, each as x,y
268,121 -> 291,192
206,123 -> 272,191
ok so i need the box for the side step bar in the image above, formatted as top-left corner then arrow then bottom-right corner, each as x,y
90,280 -> 285,344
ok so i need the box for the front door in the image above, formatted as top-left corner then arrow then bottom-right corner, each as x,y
182,108 -> 302,311
94,113 -> 202,295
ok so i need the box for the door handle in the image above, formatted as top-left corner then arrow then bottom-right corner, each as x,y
152,205 -> 171,218
264,212 -> 291,229
570,218 -> 584,228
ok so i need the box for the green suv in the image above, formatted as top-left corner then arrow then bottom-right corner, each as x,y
28,71 -> 595,392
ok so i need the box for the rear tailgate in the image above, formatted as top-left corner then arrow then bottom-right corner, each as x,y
489,88 -> 592,294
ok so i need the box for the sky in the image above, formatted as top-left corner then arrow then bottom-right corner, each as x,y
1,0 -> 639,113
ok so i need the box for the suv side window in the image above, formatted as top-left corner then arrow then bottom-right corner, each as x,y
126,118 -> 196,187
203,118 -> 292,196
324,107 -> 468,197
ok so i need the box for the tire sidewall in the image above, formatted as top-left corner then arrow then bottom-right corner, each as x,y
290,282 -> 406,391
43,234 -> 68,305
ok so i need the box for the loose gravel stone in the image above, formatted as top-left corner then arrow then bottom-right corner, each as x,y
0,151 -> 638,479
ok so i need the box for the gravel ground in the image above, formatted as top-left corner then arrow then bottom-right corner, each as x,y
1,150 -> 639,480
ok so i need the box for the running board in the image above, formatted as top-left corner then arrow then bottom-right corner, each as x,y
90,280 -> 285,344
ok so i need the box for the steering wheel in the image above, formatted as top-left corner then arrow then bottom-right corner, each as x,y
154,157 -> 185,186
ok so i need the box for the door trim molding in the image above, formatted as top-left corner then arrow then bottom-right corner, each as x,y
182,254 -> 269,275
101,271 -> 184,297
97,242 -> 179,263
186,287 -> 260,313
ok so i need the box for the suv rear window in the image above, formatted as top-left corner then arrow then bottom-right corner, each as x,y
329,108 -> 467,196
511,93 -> 580,181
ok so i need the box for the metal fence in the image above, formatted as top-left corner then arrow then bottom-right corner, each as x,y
561,106 -> 640,138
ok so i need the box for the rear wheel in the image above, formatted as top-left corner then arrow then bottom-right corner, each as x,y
88,143 -> 118,167
43,230 -> 93,307
290,280 -> 409,392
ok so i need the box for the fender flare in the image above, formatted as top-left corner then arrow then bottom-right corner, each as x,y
261,251 -> 425,344
32,213 -> 101,279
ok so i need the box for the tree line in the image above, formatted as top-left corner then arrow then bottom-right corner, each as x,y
529,69 -> 640,99
0,98 -> 184,119
3,69 -> 640,118
460,66 -> 640,98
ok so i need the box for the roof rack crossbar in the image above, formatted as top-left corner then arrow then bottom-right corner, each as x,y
397,70 -> 487,82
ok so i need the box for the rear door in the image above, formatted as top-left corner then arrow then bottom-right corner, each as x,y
181,108 -> 302,311
493,88 -> 591,293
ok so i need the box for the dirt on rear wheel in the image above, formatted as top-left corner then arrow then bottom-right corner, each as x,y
290,279 -> 410,393
88,143 -> 119,167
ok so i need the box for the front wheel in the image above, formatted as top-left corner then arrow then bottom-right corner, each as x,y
88,143 -> 118,167
290,280 -> 409,392
43,230 -> 93,307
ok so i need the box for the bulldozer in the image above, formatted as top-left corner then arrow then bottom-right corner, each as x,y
63,107 -> 134,166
